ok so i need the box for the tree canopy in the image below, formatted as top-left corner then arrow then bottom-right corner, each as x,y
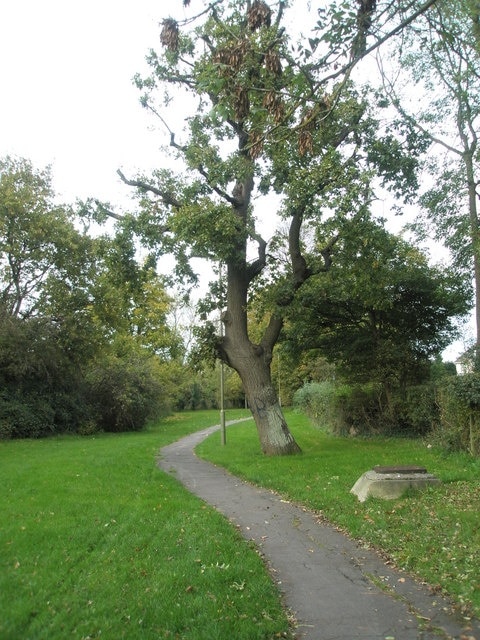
0,156 -> 80,318
282,219 -> 469,388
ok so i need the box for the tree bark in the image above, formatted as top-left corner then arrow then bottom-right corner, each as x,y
225,337 -> 301,455
464,151 -> 480,367
218,241 -> 301,454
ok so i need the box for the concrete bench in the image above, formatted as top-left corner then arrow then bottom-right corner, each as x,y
351,465 -> 441,502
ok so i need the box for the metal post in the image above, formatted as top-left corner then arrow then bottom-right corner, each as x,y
220,359 -> 226,445
219,262 -> 226,445
278,351 -> 282,407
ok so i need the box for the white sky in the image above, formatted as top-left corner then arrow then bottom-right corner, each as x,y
0,0 -> 471,358
0,0 -> 317,209
0,0 -> 175,208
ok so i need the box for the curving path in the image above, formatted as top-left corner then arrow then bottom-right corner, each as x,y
158,420 -> 479,640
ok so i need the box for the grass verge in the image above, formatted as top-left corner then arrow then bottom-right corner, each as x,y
197,410 -> 480,618
0,410 -> 293,640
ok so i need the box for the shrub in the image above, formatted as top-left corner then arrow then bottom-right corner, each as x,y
0,393 -> 56,439
435,373 -> 480,455
293,382 -> 362,434
392,384 -> 437,436
0,313 -> 89,438
293,381 -> 438,437
293,382 -> 336,429
86,352 -> 167,432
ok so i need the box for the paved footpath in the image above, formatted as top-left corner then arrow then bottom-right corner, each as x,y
158,421 -> 479,640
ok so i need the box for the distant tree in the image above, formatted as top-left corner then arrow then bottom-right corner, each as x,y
0,156 -> 80,318
381,1 -> 480,364
0,156 -> 185,437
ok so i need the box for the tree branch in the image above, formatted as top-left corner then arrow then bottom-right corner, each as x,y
289,209 -> 311,286
246,231 -> 267,283
318,234 -> 339,273
274,0 -> 286,29
198,165 -> 240,205
117,169 -> 182,208
377,53 -> 463,157
317,0 -> 439,86
177,0 -> 223,27
260,312 -> 284,355
94,199 -> 124,221
167,131 -> 241,206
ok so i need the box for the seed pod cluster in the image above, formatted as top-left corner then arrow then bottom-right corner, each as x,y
213,40 -> 249,74
235,86 -> 250,120
298,108 -> 316,156
160,19 -> 179,52
264,49 -> 282,76
263,90 -> 285,123
247,0 -> 272,31
248,131 -> 264,159
298,131 -> 314,156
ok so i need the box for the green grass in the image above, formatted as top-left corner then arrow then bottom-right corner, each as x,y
197,410 -> 480,617
0,410 -> 293,640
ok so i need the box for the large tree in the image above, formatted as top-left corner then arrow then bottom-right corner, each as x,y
114,0 -> 438,454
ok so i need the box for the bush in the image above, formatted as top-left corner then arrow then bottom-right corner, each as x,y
293,381 -> 437,437
0,313 -> 90,438
0,393 -> 56,439
175,365 -> 245,411
435,373 -> 480,455
393,385 -> 437,436
293,382 -> 337,429
86,353 -> 167,432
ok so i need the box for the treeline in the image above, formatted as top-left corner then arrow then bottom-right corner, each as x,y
1,155 -> 478,455
0,307 -> 244,438
0,156 -> 243,438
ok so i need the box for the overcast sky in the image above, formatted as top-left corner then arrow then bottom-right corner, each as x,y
0,1 -> 470,358
0,1 -> 316,209
0,0 -> 176,207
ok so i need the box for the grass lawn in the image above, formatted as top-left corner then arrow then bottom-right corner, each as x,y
0,410 -> 293,640
197,410 -> 480,619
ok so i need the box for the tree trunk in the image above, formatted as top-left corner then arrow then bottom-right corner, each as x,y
218,177 -> 302,454
233,345 -> 302,455
465,153 -> 480,368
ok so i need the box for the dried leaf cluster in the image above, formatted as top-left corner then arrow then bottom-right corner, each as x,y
264,49 -> 282,75
263,90 -> 285,123
235,86 -> 250,120
213,40 -> 250,72
160,18 -> 179,52
298,108 -> 317,156
298,131 -> 314,156
247,0 -> 272,31
248,131 -> 264,159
